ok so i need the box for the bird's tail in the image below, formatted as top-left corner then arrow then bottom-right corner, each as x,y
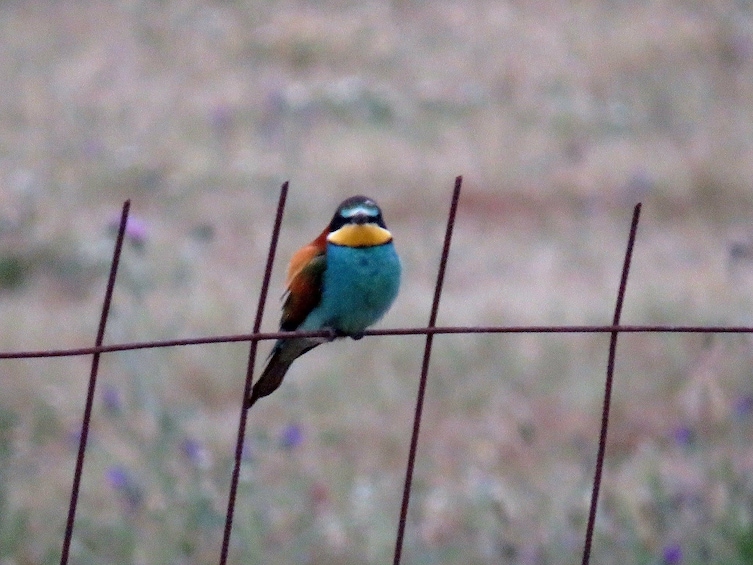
246,338 -> 321,408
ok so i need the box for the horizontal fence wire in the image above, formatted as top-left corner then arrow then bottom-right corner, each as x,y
0,180 -> 749,565
4,325 -> 753,360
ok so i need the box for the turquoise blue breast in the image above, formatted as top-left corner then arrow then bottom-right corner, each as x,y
301,242 -> 401,335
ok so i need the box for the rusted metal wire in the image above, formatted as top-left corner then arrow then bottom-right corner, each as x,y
393,175 -> 462,565
4,323 -> 753,360
59,200 -> 130,565
581,203 -> 641,565
0,183 -> 750,564
218,181 -> 288,565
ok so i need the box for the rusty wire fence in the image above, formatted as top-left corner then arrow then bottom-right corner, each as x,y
2,176 -> 753,565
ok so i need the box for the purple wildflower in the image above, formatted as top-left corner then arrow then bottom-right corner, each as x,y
108,213 -> 148,249
182,438 -> 211,469
101,384 -> 122,415
124,217 -> 148,248
279,423 -> 303,450
733,394 -> 753,419
106,466 -> 129,490
106,465 -> 143,513
673,426 -> 695,447
662,543 -> 682,564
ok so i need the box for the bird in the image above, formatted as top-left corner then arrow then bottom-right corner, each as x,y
247,195 -> 401,408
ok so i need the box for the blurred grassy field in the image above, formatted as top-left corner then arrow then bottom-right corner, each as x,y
2,1 -> 753,564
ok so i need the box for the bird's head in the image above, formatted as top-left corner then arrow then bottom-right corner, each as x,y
326,196 -> 393,247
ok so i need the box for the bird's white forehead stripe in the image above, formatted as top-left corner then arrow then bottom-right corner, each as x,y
341,203 -> 378,217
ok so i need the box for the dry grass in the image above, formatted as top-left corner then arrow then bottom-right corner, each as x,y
1,1 -> 753,563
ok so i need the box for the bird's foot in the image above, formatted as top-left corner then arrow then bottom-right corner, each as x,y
324,328 -> 364,341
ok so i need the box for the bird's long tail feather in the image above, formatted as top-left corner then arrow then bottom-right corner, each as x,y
246,339 -> 321,408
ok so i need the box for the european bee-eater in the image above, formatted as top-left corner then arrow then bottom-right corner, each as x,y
247,195 -> 401,408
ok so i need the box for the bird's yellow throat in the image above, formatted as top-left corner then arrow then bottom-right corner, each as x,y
327,224 -> 393,247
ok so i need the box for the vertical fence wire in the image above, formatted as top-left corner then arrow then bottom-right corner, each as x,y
393,176 -> 462,565
60,200 -> 130,565
581,203 -> 642,565
219,182 -> 289,565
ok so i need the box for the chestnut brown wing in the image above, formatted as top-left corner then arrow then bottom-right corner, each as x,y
280,253 -> 326,331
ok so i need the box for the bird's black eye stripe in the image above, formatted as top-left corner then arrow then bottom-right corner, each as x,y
329,197 -> 387,231
329,214 -> 348,232
329,212 -> 386,231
